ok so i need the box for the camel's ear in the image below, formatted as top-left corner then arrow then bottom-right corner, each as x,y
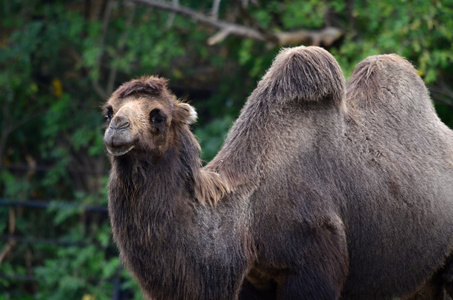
176,102 -> 197,125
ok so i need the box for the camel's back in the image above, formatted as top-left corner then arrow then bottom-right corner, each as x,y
340,54 -> 453,298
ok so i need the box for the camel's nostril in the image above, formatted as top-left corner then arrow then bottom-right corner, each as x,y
110,115 -> 131,130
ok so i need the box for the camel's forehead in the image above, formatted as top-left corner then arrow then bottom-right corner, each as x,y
107,95 -> 174,111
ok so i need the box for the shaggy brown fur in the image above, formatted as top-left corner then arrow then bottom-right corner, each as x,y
104,46 -> 453,299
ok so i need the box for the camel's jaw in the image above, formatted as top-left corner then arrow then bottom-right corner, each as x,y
106,144 -> 135,156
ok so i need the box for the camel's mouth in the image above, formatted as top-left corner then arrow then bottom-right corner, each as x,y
106,144 -> 135,156
103,125 -> 139,156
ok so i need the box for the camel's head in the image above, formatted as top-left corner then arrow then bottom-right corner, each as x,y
103,76 -> 197,158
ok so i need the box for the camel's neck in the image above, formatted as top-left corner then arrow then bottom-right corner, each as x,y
108,125 -> 229,225
107,130 -> 247,300
109,134 -> 196,211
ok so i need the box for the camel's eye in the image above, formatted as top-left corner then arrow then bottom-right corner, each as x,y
150,108 -> 166,125
105,106 -> 113,121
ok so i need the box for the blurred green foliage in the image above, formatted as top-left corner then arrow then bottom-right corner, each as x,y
1,0 -> 452,299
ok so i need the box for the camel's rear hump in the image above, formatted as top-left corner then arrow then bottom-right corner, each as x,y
346,54 -> 453,158
341,53 -> 453,298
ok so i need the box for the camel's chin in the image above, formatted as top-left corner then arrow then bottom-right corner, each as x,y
106,145 -> 135,156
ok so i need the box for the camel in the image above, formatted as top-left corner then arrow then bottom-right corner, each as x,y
103,46 -> 453,299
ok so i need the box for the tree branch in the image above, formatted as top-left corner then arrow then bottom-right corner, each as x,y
133,0 -> 266,41
131,0 -> 343,46
275,27 -> 343,47
0,207 -> 17,264
211,0 -> 221,20
232,0 -> 278,44
166,0 -> 179,28
106,3 -> 136,95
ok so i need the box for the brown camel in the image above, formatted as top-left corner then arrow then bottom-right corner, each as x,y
103,46 -> 453,299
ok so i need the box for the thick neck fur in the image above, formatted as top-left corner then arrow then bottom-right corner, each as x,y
107,123 -> 234,257
109,125 -> 204,220
108,130 -> 192,247
107,126 -> 201,299
109,124 -> 228,209
107,125 -> 240,300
